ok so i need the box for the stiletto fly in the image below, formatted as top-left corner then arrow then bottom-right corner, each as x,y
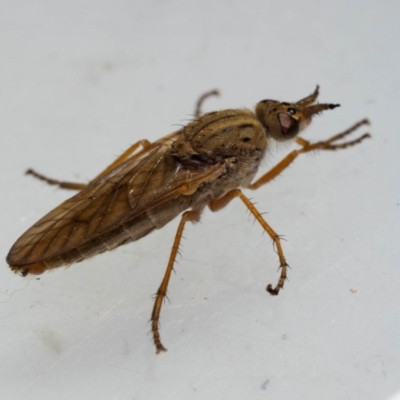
7,87 -> 370,352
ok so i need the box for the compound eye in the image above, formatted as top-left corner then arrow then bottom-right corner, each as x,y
278,113 -> 299,139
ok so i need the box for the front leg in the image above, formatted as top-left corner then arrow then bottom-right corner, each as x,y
248,119 -> 370,190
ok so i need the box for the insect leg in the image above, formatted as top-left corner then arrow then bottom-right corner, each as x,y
151,209 -> 201,353
26,139 -> 151,191
295,118 -> 370,148
25,169 -> 86,190
194,89 -> 219,118
209,189 -> 288,295
248,119 -> 370,190
90,139 -> 151,182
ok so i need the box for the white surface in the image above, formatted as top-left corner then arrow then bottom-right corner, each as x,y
1,1 -> 399,399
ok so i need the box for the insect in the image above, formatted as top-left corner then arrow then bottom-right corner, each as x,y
6,87 -> 370,353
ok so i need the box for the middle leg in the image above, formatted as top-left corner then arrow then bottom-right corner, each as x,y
209,189 -> 288,296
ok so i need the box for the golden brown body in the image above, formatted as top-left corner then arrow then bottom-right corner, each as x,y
6,87 -> 370,352
7,109 -> 267,273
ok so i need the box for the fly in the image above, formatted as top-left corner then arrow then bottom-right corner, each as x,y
6,87 -> 370,353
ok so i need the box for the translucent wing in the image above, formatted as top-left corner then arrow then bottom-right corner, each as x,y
7,140 -> 225,270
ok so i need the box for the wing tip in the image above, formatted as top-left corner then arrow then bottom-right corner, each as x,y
8,261 -> 47,277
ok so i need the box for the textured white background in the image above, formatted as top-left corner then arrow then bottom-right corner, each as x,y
1,1 -> 399,399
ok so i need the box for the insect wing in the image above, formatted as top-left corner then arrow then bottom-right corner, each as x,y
7,141 -> 225,267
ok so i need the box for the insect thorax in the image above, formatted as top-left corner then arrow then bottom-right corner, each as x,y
172,109 -> 268,187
